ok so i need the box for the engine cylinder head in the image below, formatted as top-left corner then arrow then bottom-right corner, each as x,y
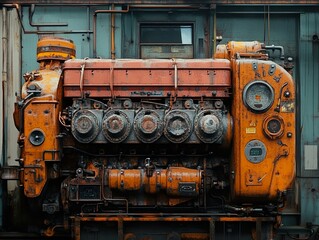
200,115 -> 220,134
71,110 -> 99,143
102,110 -> 131,143
134,110 -> 163,143
164,110 -> 192,143
194,110 -> 223,143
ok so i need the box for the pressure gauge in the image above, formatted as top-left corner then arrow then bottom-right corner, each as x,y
263,115 -> 284,139
243,81 -> 274,113
244,140 -> 267,164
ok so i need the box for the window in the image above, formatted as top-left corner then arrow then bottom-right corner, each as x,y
140,24 -> 193,59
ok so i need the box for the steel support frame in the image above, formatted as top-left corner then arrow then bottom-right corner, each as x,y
71,214 -> 275,240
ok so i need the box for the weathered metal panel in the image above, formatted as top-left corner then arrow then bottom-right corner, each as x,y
216,13 -> 298,61
62,58 -> 231,98
300,13 -> 319,178
7,9 -> 21,170
0,7 -> 4,230
0,7 -> 21,189
21,5 -> 124,73
0,6 -> 21,229
21,6 -> 93,73
304,145 -> 318,170
300,178 -> 319,225
299,12 -> 319,226
122,10 -> 211,58
0,7 -> 4,171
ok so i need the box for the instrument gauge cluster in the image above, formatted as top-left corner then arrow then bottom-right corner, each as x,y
243,81 -> 275,113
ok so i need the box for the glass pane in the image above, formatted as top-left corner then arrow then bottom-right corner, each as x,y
140,24 -> 192,44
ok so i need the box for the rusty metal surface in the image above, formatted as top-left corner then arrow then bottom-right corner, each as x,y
108,167 -> 202,196
71,214 -> 276,240
36,37 -> 76,62
63,58 -> 231,98
215,41 -> 265,60
231,58 -> 295,201
16,49 -> 66,197
133,109 -> 163,143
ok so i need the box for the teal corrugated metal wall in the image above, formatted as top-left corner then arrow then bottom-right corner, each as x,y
299,12 -> 319,225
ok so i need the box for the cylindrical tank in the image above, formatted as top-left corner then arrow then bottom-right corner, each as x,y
37,36 -> 76,62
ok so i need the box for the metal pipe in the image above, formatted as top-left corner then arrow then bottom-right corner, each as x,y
129,4 -> 201,9
267,5 -> 270,45
111,4 -> 115,59
29,4 -> 68,27
93,6 -> 130,58
93,12 -> 97,57
264,45 -> 285,59
93,4 -> 203,58
1,6 -> 9,230
216,11 -> 301,14
3,4 -> 93,34
2,8 -> 8,168
263,6 -> 266,43
213,9 -> 217,55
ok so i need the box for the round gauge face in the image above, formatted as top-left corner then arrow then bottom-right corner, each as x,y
244,140 -> 267,164
243,81 -> 274,113
262,115 -> 284,139
267,119 -> 281,134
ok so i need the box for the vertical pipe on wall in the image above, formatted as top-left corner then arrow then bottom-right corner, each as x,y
2,8 -> 8,168
93,11 -> 97,57
111,4 -> 115,60
93,6 -> 129,59
1,6 -> 8,230
209,5 -> 214,57
213,9 -> 217,55
267,5 -> 271,45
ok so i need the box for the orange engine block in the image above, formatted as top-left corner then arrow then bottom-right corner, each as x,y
12,38 -> 295,237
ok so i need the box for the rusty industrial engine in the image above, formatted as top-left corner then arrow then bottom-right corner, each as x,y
7,37 -> 295,239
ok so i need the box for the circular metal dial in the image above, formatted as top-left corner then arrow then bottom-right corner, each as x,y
268,119 -> 281,133
262,115 -> 284,139
244,140 -> 267,164
243,81 -> 274,113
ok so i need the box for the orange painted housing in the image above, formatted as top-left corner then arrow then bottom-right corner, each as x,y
214,41 -> 265,60
108,167 -> 202,196
16,37 -> 75,197
214,41 -> 295,202
231,59 -> 295,201
37,36 -> 76,62
21,71 -> 62,197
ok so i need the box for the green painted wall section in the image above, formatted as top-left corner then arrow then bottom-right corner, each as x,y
299,12 -> 319,225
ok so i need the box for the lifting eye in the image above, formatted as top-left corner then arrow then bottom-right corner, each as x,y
263,115 -> 284,139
